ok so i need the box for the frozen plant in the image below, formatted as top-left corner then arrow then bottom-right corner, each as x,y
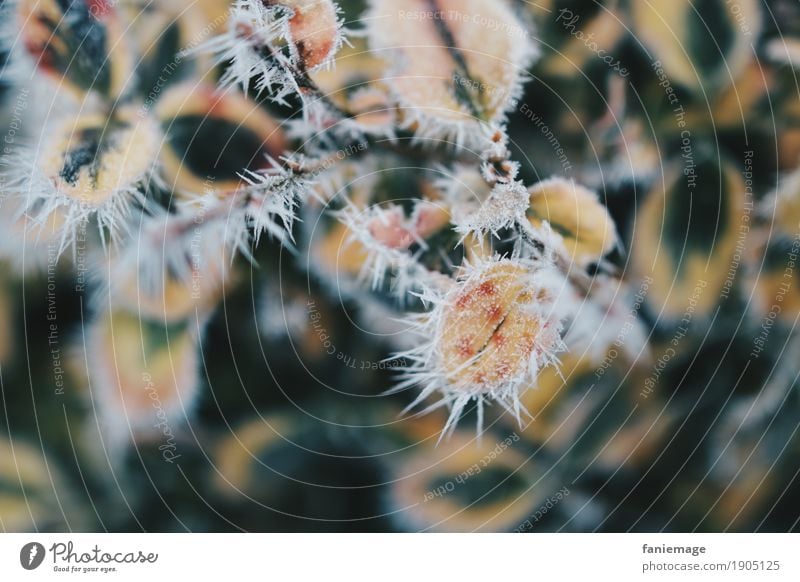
1,0 -> 631,446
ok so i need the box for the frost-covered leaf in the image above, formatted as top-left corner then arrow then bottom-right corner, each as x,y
527,177 -> 618,267
2,106 -> 161,254
155,82 -> 287,196
394,257 -> 566,436
16,0 -> 134,98
366,0 -> 537,146
305,159 -> 454,299
283,0 -> 343,70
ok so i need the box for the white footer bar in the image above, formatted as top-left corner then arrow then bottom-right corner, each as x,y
0,533 -> 797,581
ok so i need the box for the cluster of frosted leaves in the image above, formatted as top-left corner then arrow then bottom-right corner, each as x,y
0,0 -> 325,451
3,0 -> 308,264
295,137 -> 628,436
195,0 -> 346,102
0,0 -> 634,443
435,137 -> 619,265
365,0 -> 537,148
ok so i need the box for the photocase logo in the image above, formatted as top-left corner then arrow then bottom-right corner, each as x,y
20,542 -> 46,570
